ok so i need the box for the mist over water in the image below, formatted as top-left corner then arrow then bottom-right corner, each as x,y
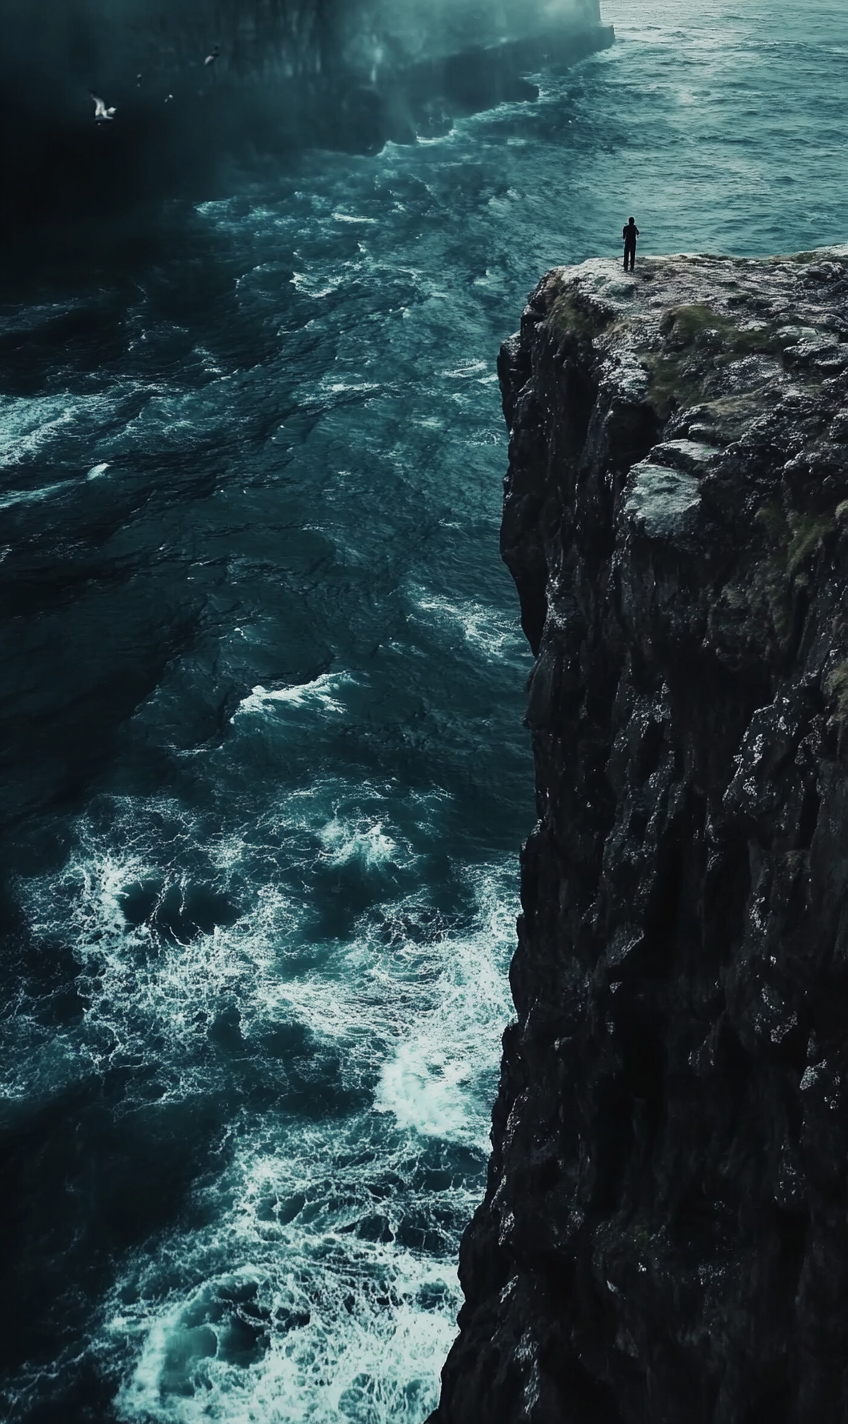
1,2 -> 846,1421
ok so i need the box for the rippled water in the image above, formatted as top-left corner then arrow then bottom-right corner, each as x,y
1,3 -> 845,1421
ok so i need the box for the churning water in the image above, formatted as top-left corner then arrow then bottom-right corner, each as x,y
1,2 -> 845,1420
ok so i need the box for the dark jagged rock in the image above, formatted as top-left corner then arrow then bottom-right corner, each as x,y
430,248 -> 848,1424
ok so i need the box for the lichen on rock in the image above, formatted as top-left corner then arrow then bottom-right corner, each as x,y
429,248 -> 848,1424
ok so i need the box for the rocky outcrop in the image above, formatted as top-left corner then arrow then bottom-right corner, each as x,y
430,248 -> 848,1423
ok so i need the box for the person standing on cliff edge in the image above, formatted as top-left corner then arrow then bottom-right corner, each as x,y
623,216 -> 639,271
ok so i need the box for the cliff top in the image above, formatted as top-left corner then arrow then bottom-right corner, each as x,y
535,245 -> 848,426
509,246 -> 848,666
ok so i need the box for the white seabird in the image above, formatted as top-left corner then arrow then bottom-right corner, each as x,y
90,92 -> 116,121
204,46 -> 220,67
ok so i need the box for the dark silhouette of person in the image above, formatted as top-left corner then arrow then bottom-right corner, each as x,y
623,217 -> 640,271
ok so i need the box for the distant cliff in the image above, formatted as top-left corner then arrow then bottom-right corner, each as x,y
431,248 -> 848,1423
1,0 -> 611,245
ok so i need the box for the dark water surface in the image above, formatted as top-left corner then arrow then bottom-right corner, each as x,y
1,3 -> 845,1420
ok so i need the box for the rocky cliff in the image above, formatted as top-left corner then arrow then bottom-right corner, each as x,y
2,0 -> 611,246
430,248 -> 848,1424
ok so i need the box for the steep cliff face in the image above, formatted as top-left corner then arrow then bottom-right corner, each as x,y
431,248 -> 848,1424
14,0 -> 602,84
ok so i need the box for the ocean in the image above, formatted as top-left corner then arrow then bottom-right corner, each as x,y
1,2 -> 845,1419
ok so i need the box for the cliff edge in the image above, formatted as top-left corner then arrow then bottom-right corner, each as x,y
431,248 -> 848,1424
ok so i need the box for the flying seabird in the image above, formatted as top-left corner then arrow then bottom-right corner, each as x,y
204,45 -> 220,67
90,92 -> 116,121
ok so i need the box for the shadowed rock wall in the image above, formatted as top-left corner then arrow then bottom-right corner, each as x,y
1,0 -> 610,250
430,248 -> 848,1424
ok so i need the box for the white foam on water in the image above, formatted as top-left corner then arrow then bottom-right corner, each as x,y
409,586 -> 525,662
318,815 -> 407,871
9,788 -> 518,1421
232,671 -> 358,722
108,1124 -> 463,1424
317,378 -> 384,400
332,211 -> 378,225
440,359 -> 489,379
9,804 -> 301,1099
374,866 -> 516,1148
377,1039 -> 473,1140
0,1017 -> 81,1103
98,370 -> 254,457
99,855 -> 518,1421
249,863 -> 513,1090
10,789 -> 516,1101
195,346 -> 227,376
290,269 -> 349,298
114,1265 -> 456,1424
0,390 -> 114,466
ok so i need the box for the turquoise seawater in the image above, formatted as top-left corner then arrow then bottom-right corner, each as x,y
0,3 -> 845,1420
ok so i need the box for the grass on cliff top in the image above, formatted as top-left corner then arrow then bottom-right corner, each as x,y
645,357 -> 705,421
662,304 -> 792,356
547,285 -> 611,342
646,304 -> 795,418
